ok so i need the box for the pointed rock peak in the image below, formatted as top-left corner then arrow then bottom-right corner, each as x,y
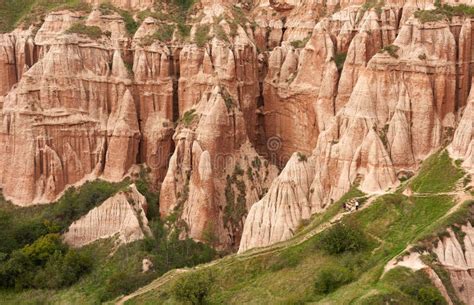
112,49 -> 130,79
116,89 -> 139,132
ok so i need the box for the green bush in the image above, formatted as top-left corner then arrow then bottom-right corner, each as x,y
135,168 -> 159,220
334,52 -> 347,71
155,24 -> 175,42
177,22 -> 191,40
173,271 -> 214,305
319,222 -> 369,254
0,234 -> 92,289
314,265 -> 353,294
195,24 -> 210,47
398,271 -> 447,305
181,109 -> 198,126
379,44 -> 399,58
415,4 -> 474,23
101,270 -> 156,301
99,3 -> 138,35
32,249 -> 92,289
297,152 -> 307,162
66,22 -> 103,39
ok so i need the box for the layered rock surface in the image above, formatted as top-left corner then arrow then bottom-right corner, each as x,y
63,184 -> 151,247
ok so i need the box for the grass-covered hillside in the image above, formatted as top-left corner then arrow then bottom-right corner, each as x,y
122,150 -> 473,305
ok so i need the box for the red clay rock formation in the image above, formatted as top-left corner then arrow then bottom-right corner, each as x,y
239,152 -> 314,252
160,86 -> 277,249
1,1 -> 474,254
63,184 -> 151,247
449,81 -> 474,173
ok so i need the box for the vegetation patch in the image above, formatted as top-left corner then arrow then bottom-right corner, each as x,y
318,221 -> 370,254
414,2 -> 474,23
409,150 -> 464,193
172,271 -> 214,305
333,52 -> 347,71
65,22 -> 103,39
214,23 -> 229,43
289,36 -> 310,49
0,0 -> 91,33
223,164 -> 247,244
141,23 -> 176,45
379,44 -> 400,58
314,265 -> 353,295
180,109 -> 198,127
195,24 -> 211,47
361,0 -> 384,16
0,233 -> 92,290
297,152 -> 307,162
99,3 -> 138,35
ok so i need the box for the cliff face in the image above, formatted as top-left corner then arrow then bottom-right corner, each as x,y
0,0 -> 473,251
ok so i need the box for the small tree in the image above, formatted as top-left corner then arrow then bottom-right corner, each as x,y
173,271 -> 213,305
319,222 -> 369,254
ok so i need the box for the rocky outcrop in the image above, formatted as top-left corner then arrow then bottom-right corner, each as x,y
433,224 -> 474,305
63,184 -> 151,247
238,153 -> 314,253
449,81 -> 474,173
160,86 -> 278,250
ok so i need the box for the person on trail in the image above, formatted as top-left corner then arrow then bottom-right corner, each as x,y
355,200 -> 359,211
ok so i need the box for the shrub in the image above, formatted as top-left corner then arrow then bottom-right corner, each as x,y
290,40 -> 305,48
177,22 -> 191,40
181,109 -> 197,126
32,249 -> 92,289
214,23 -> 229,43
99,3 -> 138,35
101,270 -> 155,301
297,152 -> 307,162
379,44 -> 399,58
155,24 -> 175,42
173,0 -> 195,12
0,0 -> 92,33
290,35 -> 310,49
21,233 -> 66,264
0,234 -> 92,289
319,222 -> 369,254
66,22 -> 103,39
195,24 -> 210,47
414,4 -> 474,23
414,10 -> 445,23
399,270 -> 447,305
173,271 -> 214,305
334,52 -> 347,71
314,265 -> 353,294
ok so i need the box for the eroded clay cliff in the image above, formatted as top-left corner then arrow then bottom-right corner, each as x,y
0,0 -> 473,252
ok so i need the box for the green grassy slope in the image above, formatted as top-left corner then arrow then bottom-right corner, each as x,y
124,150 -> 471,305
0,0 -> 90,33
